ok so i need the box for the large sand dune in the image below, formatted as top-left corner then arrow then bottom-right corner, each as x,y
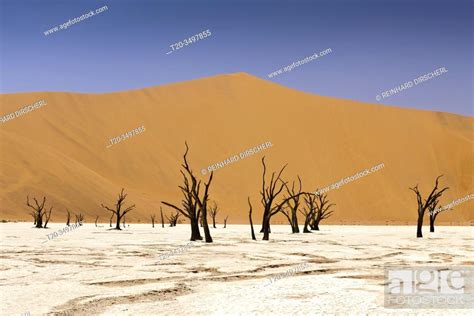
0,73 -> 472,224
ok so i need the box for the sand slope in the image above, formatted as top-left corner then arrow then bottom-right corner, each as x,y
0,73 -> 472,224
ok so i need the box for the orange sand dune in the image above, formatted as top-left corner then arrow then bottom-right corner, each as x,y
0,73 -> 472,224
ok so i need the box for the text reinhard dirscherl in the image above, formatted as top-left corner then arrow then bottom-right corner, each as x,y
376,67 -> 448,101
201,141 -> 273,175
0,100 -> 46,125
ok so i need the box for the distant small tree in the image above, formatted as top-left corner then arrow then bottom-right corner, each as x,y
428,199 -> 440,232
209,202 -> 219,228
410,175 -> 448,238
95,216 -> 99,227
43,207 -> 52,228
160,207 -> 165,228
30,211 -> 36,226
101,188 -> 135,230
281,176 -> 303,233
248,197 -> 256,240
300,193 -> 317,233
26,195 -> 47,228
123,216 -> 126,228
167,211 -> 181,226
223,216 -> 229,228
310,193 -> 334,231
109,213 -> 113,227
75,213 -> 84,225
151,214 -> 156,228
66,209 -> 71,226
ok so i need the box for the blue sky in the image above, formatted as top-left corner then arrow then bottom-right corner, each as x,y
0,0 -> 472,115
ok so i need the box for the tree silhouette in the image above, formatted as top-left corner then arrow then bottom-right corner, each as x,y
101,188 -> 135,230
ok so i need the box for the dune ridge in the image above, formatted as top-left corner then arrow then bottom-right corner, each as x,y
0,73 -> 472,224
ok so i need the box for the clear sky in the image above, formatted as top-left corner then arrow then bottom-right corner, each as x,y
0,0 -> 472,115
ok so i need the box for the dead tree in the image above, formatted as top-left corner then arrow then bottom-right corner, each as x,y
428,198 -> 440,233
166,211 -> 181,227
26,195 -> 47,228
95,216 -> 99,227
409,175 -> 448,238
173,212 -> 181,226
209,202 -> 218,228
162,142 -> 214,242
223,216 -> 229,228
258,157 -> 306,240
123,217 -> 126,228
192,172 -> 214,242
310,193 -> 334,231
75,213 -> 84,225
101,188 -> 135,230
281,176 -> 303,233
248,197 -> 256,240
160,207 -> 165,228
66,209 -> 71,226
300,193 -> 317,233
30,211 -> 37,226
151,214 -> 156,228
109,213 -> 114,227
259,157 -> 286,240
43,207 -> 52,228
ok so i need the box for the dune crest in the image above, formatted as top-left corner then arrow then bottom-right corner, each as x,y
0,73 -> 472,224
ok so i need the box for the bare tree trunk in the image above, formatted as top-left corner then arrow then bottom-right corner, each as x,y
302,211 -> 312,233
429,215 -> 435,232
36,215 -> 43,228
262,215 -> 271,241
160,207 -> 164,228
283,177 -> 302,233
43,207 -> 52,228
66,210 -> 71,226
416,213 -> 423,238
202,212 -> 212,243
248,198 -> 256,240
223,216 -> 228,228
190,217 -> 203,241
95,216 -> 99,227
260,224 -> 271,233
109,213 -> 113,227
291,212 -> 299,233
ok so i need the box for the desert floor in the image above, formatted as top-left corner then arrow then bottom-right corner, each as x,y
0,223 -> 472,315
